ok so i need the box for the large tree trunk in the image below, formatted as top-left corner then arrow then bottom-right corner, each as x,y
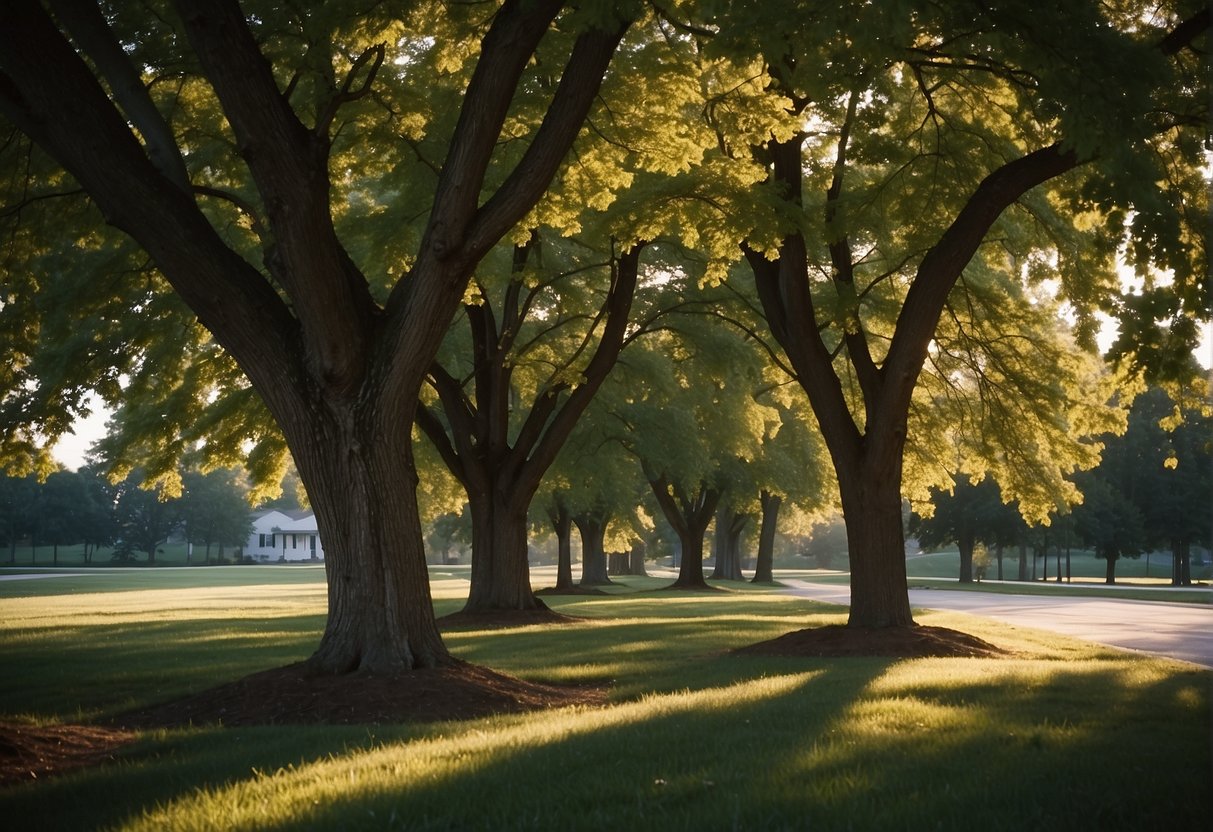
575,512 -> 612,586
464,487 -> 545,612
1103,548 -> 1118,584
751,491 -> 780,584
290,413 -> 449,673
838,465 -> 913,628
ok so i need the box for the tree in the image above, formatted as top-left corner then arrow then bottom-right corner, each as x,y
77,464 -> 119,562
417,237 -> 644,611
1066,383 -> 1212,585
0,1 -> 632,672
661,1 -> 1208,626
0,474 -> 38,563
179,468 -> 252,562
1070,473 -> 1146,584
39,470 -> 92,564
112,470 -> 181,563
911,479 -> 1009,583
612,309 -> 773,589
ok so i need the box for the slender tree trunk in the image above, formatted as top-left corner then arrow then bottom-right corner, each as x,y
548,503 -> 574,591
751,491 -> 780,584
607,551 -> 628,574
53,542 -> 59,566
464,487 -> 544,611
1103,549 -> 1118,584
575,512 -> 612,586
957,530 -> 975,583
710,505 -> 747,581
1172,538 -> 1191,586
995,542 -> 1004,580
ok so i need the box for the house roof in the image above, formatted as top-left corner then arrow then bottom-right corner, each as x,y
252,508 -> 314,521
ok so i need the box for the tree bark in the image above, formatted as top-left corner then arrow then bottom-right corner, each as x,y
574,512 -> 612,586
627,539 -> 648,576
957,529 -> 975,584
710,504 -> 747,581
464,487 -> 545,611
751,491 -> 780,583
837,463 -> 913,628
1103,549 -> 1118,584
548,502 -> 574,591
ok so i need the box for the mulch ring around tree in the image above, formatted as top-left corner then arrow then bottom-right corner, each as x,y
437,607 -> 587,630
0,722 -> 136,787
2,661 -> 606,788
111,660 -> 607,731
734,624 -> 1009,659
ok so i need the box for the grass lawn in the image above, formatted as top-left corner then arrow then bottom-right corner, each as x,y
0,567 -> 1208,830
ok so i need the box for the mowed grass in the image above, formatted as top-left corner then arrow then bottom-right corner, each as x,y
0,567 -> 1208,831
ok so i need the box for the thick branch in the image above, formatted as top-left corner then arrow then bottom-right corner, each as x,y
463,16 -> 632,264
0,0 -> 299,409
175,0 -> 376,397
47,0 -> 191,191
825,89 -> 880,405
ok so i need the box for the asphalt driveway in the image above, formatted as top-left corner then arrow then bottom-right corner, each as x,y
782,579 -> 1213,669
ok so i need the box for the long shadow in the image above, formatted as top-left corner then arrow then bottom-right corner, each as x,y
3,657 -> 1208,830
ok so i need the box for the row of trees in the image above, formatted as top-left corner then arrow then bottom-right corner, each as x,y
1,2 -> 1207,674
0,466 -> 251,564
912,386 -> 1212,585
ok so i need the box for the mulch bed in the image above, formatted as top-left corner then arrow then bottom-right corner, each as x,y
734,623 -> 1008,658
2,622 -> 1004,788
437,607 -> 587,630
0,722 -> 135,787
110,659 -> 606,731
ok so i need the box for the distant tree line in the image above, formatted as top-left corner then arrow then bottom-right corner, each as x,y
0,466 -> 252,565
911,387 -> 1211,586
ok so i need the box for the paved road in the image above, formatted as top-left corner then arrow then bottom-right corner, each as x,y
782,579 -> 1213,669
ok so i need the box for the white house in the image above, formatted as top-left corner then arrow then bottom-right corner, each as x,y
244,509 -> 325,562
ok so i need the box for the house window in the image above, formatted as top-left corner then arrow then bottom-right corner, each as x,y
310,535 -> 317,552
258,533 -> 267,548
292,534 -> 298,549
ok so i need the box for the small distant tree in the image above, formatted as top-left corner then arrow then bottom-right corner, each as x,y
112,471 -> 181,564
77,464 -> 119,562
39,470 -> 91,564
179,469 -> 252,563
1071,473 -> 1146,584
911,479 -> 1009,583
0,474 -> 39,563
